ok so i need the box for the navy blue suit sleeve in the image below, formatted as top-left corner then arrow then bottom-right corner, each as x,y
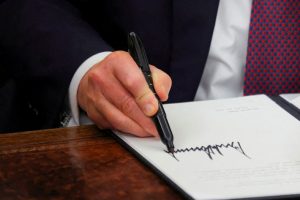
0,0 -> 113,129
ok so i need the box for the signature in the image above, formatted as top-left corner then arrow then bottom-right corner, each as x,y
168,141 -> 250,160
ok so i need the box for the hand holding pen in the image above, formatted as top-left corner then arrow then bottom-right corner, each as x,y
128,32 -> 175,154
77,37 -> 172,138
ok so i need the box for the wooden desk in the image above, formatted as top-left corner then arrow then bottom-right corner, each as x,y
0,125 -> 182,200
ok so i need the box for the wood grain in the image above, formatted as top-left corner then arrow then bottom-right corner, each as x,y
0,125 -> 183,200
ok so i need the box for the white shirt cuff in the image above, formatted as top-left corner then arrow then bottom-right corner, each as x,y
68,51 -> 112,126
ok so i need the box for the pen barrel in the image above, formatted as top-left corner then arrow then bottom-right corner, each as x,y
143,71 -> 174,149
128,32 -> 174,151
142,71 -> 156,93
152,102 -> 174,149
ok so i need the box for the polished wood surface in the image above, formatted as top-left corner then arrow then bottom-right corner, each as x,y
0,125 -> 183,200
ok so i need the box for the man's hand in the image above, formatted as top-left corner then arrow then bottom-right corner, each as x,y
77,51 -> 172,137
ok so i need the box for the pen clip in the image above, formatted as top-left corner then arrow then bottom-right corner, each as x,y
128,32 -> 150,72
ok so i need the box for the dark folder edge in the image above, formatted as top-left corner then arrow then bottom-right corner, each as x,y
269,95 -> 300,121
111,131 -> 300,200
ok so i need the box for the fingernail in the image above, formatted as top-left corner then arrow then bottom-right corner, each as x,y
144,103 -> 155,116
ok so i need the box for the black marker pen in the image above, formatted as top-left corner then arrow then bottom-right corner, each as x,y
128,32 -> 175,155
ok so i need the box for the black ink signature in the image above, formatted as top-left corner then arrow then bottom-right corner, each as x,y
167,141 -> 250,160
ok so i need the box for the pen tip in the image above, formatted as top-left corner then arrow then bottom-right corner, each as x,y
169,150 -> 179,161
164,147 -> 178,161
168,147 -> 174,154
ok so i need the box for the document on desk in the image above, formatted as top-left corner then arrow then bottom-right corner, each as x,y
113,94 -> 300,199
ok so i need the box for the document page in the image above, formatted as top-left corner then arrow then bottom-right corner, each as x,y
114,95 -> 300,199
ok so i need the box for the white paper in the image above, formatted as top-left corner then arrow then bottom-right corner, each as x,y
114,95 -> 300,199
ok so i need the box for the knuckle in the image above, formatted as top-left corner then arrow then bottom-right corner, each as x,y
136,89 -> 152,102
124,74 -> 144,90
88,69 -> 100,82
106,50 -> 128,62
88,69 -> 106,86
120,95 -> 137,116
104,51 -> 131,73
93,57 -> 114,75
